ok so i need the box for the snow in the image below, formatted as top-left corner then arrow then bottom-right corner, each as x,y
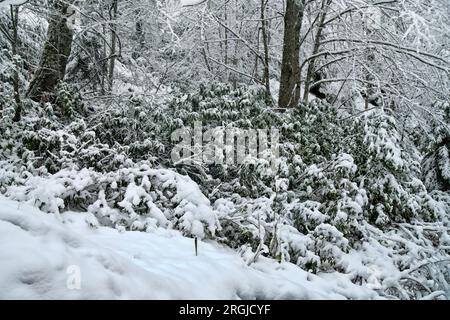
268,80 -> 320,105
334,153 -> 357,174
0,196 -> 379,300
181,0 -> 206,6
7,166 -> 220,239
0,0 -> 27,7
66,5 -> 81,32
438,146 -> 450,181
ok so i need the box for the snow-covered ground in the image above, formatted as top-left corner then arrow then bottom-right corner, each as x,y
0,196 -> 380,300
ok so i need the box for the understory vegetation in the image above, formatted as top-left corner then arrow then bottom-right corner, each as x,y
1,84 -> 449,299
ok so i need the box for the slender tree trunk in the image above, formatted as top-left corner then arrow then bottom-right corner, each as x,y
200,7 -> 211,72
278,0 -> 304,108
223,3 -> 228,83
136,14 -> 145,52
132,8 -> 145,59
101,23 -> 107,95
11,5 -> 22,122
261,0 -> 272,104
108,0 -> 118,92
363,17 -> 375,110
303,0 -> 331,104
27,0 -> 74,102
230,1 -> 238,89
252,27 -> 261,81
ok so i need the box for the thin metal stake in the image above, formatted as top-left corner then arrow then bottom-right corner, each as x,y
194,237 -> 198,256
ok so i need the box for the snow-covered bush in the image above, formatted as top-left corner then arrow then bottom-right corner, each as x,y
423,101 -> 450,192
1,83 -> 448,299
6,165 -> 219,238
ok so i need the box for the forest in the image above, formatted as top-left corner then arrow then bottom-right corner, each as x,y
0,0 -> 449,300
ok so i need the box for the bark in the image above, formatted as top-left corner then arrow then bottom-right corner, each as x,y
363,19 -> 376,110
278,0 -> 304,108
11,5 -> 22,122
228,1 -> 238,89
261,0 -> 272,104
132,8 -> 145,60
223,3 -> 228,82
303,0 -> 332,104
27,0 -> 74,102
108,0 -> 118,92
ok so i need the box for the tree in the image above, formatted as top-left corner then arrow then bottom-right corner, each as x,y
278,0 -> 304,108
299,0 -> 449,116
107,0 -> 119,92
10,5 -> 20,121
0,1 -> 26,121
302,0 -> 331,104
260,0 -> 271,104
27,0 -> 75,102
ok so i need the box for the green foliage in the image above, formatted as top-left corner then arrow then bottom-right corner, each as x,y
1,84 -> 448,291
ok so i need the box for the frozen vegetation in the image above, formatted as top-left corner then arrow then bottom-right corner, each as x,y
0,0 -> 449,299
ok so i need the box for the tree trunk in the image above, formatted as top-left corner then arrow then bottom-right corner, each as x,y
230,1 -> 238,90
132,8 -> 145,60
108,0 -> 118,92
363,16 -> 375,110
10,5 -> 22,122
27,0 -> 74,102
278,0 -> 304,108
261,0 -> 272,104
223,3 -> 229,83
303,0 -> 331,104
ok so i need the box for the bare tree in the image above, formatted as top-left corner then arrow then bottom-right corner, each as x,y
278,0 -> 304,108
27,0 -> 75,102
302,0 -> 331,104
107,0 -> 118,92
10,4 -> 21,121
260,0 -> 272,104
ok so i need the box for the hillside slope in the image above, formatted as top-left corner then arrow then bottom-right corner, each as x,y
0,196 -> 381,299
